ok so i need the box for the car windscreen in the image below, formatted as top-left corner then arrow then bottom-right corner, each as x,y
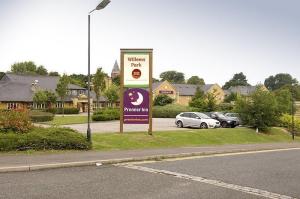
216,113 -> 226,118
197,113 -> 211,119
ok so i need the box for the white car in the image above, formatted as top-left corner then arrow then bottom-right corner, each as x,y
175,112 -> 220,129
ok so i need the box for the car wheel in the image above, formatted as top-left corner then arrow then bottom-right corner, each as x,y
200,122 -> 208,129
176,121 -> 183,128
221,122 -> 227,128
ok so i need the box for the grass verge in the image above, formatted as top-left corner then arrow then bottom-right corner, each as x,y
92,127 -> 300,151
44,116 -> 88,125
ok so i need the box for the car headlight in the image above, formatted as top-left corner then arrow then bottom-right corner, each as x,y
227,121 -> 232,123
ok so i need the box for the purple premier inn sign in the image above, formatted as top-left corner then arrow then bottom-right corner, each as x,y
123,88 -> 149,124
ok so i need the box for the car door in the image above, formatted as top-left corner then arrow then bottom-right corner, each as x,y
189,113 -> 200,127
180,113 -> 190,127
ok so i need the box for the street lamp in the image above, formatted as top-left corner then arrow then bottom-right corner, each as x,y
291,83 -> 296,140
87,0 -> 111,142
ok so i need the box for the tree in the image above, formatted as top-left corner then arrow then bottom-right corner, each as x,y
69,74 -> 88,88
159,70 -> 185,83
36,65 -> 48,75
152,78 -> 160,83
187,76 -> 205,85
264,73 -> 298,91
92,68 -> 106,109
11,61 -> 37,74
56,74 -> 69,116
223,92 -> 238,103
45,91 -> 57,108
49,71 -> 60,76
206,92 -> 217,112
235,87 -> 278,132
104,84 -> 119,107
112,76 -> 120,86
33,90 -> 48,108
189,86 -> 207,111
222,72 -> 250,89
154,94 -> 174,106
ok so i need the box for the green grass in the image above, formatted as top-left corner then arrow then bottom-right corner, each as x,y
92,128 -> 300,151
44,116 -> 88,125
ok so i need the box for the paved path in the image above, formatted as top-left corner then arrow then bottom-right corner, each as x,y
1,147 -> 300,198
63,118 -> 182,133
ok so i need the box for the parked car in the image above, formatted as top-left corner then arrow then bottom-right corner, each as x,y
224,112 -> 242,125
204,112 -> 239,128
175,112 -> 220,129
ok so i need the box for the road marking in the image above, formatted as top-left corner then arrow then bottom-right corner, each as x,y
128,147 -> 300,165
118,164 -> 297,199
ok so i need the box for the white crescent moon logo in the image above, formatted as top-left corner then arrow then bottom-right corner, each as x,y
131,92 -> 144,106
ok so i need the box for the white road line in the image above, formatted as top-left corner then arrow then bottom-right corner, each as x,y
118,164 -> 297,199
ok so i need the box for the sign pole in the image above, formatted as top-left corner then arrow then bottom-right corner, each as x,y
120,51 -> 124,134
148,51 -> 153,135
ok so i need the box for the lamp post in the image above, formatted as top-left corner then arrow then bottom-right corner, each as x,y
291,84 -> 295,140
87,0 -> 111,142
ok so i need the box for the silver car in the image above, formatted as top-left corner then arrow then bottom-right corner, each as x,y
175,112 -> 220,129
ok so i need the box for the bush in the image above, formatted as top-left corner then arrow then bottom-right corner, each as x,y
217,103 -> 234,112
0,110 -> 32,133
92,108 -> 120,121
153,104 -> 198,118
29,110 -> 54,122
46,108 -> 80,114
0,127 -> 91,151
278,114 -> 300,136
154,94 -> 174,106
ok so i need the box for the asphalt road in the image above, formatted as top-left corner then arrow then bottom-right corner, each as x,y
1,149 -> 299,199
63,118 -> 184,133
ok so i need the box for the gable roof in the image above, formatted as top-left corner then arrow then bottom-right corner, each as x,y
225,86 -> 257,96
112,60 -> 120,72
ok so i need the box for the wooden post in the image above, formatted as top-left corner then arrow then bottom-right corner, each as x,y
148,50 -> 153,135
120,51 -> 124,134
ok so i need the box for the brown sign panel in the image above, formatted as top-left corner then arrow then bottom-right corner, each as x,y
159,90 -> 174,94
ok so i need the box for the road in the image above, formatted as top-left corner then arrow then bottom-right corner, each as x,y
1,149 -> 299,199
63,118 -> 184,133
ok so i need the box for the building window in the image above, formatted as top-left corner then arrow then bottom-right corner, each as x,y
56,102 -> 64,108
72,90 -> 77,95
7,102 -> 19,110
32,103 -> 46,109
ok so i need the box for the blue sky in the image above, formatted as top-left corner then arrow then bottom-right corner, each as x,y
0,0 -> 299,85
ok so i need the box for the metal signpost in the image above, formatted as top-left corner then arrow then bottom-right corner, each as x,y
120,49 -> 153,135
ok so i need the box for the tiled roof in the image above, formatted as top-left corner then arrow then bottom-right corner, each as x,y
225,86 -> 257,96
0,73 -> 106,102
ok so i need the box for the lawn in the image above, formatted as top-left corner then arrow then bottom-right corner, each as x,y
92,127 -> 299,150
45,116 -> 88,125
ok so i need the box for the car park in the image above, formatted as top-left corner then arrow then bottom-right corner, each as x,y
204,112 -> 239,128
175,112 -> 220,129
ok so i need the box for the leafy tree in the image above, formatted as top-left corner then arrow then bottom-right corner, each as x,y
45,91 -> 57,108
112,76 -> 120,86
159,70 -> 185,83
49,71 -> 60,76
33,90 -> 48,108
69,74 -> 88,88
56,74 -> 69,116
187,76 -> 205,85
154,94 -> 174,106
11,61 -> 37,74
224,92 -> 238,103
206,92 -> 217,112
223,72 -> 250,89
104,84 -> 119,107
273,88 -> 293,115
189,87 -> 207,111
92,68 -> 106,109
152,78 -> 160,83
36,65 -> 48,75
264,73 -> 298,91
235,87 -> 278,132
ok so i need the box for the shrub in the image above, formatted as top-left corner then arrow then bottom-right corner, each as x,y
29,110 -> 54,122
0,127 -> 91,151
153,104 -> 198,118
92,108 -> 120,121
46,108 -> 80,114
278,114 -> 300,136
217,103 -> 234,112
154,94 -> 174,106
0,110 -> 32,133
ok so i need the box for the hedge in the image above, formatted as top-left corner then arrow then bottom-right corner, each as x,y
152,104 -> 198,118
0,127 -> 91,151
92,108 -> 120,121
278,114 -> 300,136
46,108 -> 80,114
29,110 -> 54,122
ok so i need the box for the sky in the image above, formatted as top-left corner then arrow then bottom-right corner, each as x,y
0,0 -> 299,86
